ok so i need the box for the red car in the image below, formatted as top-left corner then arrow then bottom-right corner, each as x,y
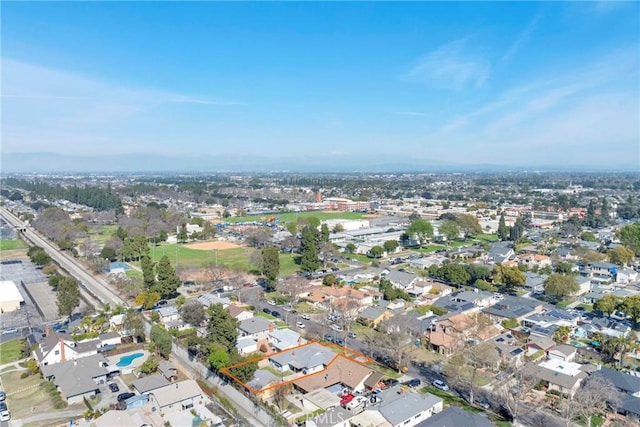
340,394 -> 355,406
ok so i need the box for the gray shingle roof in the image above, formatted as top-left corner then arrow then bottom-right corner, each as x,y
238,316 -> 273,335
377,390 -> 442,425
133,374 -> 170,393
269,343 -> 335,371
417,406 -> 497,427
41,354 -> 108,398
594,367 -> 640,394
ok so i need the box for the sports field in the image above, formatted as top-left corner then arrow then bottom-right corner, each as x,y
149,243 -> 299,276
0,239 -> 27,251
225,211 -> 366,224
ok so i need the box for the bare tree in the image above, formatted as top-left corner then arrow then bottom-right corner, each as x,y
496,367 -> 538,424
379,315 -> 414,373
445,341 -> 499,406
565,374 -> 621,427
247,249 -> 263,273
203,263 -> 230,289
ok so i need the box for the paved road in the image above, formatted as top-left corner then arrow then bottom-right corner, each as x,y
0,207 -> 124,307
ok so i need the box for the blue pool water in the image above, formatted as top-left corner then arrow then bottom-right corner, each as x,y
116,352 -> 144,367
110,262 -> 130,270
192,416 -> 203,427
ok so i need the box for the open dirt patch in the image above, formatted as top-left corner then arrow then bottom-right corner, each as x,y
184,241 -> 242,250
0,249 -> 28,260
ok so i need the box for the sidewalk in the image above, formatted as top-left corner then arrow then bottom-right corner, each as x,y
9,409 -> 85,427
0,358 -> 29,373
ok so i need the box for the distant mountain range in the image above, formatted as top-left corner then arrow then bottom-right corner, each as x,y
1,152 -> 637,174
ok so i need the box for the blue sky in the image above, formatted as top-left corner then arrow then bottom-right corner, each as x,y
2,2 -> 639,168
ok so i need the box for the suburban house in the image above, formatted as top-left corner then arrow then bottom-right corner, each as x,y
293,355 -> 374,394
547,344 -> 578,362
350,388 -> 443,427
523,359 -> 589,397
385,270 -> 419,290
158,360 -> 178,382
41,354 -> 109,404
358,306 -> 392,328
236,336 -> 259,355
578,318 -> 631,339
593,367 -> 640,397
485,242 -> 515,264
616,268 -> 639,284
227,304 -> 254,321
585,261 -> 620,283
523,272 -> 547,293
517,254 -> 552,269
158,306 -> 180,324
418,406 -> 497,427
268,342 -> 335,374
149,379 -> 205,410
482,296 -> 545,322
491,333 -> 525,368
238,317 -> 274,341
268,328 -> 304,352
132,374 -> 171,394
98,332 -> 122,348
34,332 -> 100,366
197,293 -> 231,308
522,309 -> 580,329
305,286 -> 372,314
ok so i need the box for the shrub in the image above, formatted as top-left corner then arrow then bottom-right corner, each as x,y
20,372 -> 29,379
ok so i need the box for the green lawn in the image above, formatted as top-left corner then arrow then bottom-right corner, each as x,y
279,253 -> 300,276
0,239 -> 27,251
1,371 -> 57,418
344,254 -> 374,264
419,386 -> 481,412
0,339 -> 24,365
126,269 -> 143,279
225,211 -> 366,224
476,233 -> 499,242
414,245 -> 446,254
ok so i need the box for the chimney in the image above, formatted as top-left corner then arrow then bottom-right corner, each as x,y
59,339 -> 66,363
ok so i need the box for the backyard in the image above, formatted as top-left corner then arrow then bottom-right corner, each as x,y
0,339 -> 24,365
0,370 -> 77,419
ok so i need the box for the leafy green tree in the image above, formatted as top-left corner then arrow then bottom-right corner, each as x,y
553,325 -> 572,344
555,262 -> 574,274
474,279 -> 497,292
439,220 -> 460,243
206,303 -> 239,354
617,294 -> 640,323
207,343 -> 231,370
502,318 -> 519,329
509,217 -> 525,241
581,231 -> 597,242
56,277 -> 80,320
135,291 -> 161,310
177,224 -> 188,243
544,274 -> 579,298
320,223 -> 330,243
492,265 -> 526,290
322,274 -> 337,286
498,213 -> 509,241
617,224 -> 640,256
261,245 -> 280,290
139,357 -> 159,374
49,274 -> 62,289
32,250 -> 52,266
601,197 -> 609,220
285,222 -> 298,235
100,246 -> 117,261
141,255 -> 156,290
228,355 -> 259,383
594,295 -> 621,317
407,219 -> 434,248
155,255 -> 180,298
300,225 -> 320,273
383,240 -> 399,253
441,263 -> 471,286
608,246 -> 634,266
454,214 -> 482,238
368,246 -> 384,258
345,243 -> 356,254
150,325 -> 172,358
175,295 -> 186,308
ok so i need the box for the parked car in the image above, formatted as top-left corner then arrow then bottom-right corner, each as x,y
271,311 -> 281,318
0,409 -> 10,422
404,378 -> 421,388
0,391 -> 5,401
109,383 -> 120,393
432,380 -> 449,391
0,402 -> 6,411
331,324 -> 343,332
475,398 -> 490,409
296,321 -> 306,329
347,332 -> 357,339
301,314 -> 310,320
117,392 -> 135,401
1,328 -> 18,335
323,334 -> 335,343
334,338 -> 345,346
262,308 -> 271,315
382,378 -> 399,387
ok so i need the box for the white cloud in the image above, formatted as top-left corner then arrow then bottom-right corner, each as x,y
403,38 -> 490,90
501,14 -> 541,63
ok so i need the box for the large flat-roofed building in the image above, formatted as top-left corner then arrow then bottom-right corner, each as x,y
0,280 -> 25,313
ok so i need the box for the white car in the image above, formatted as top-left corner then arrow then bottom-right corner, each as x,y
296,321 -> 306,329
301,314 -> 310,320
432,380 -> 449,391
0,410 -> 10,422
331,324 -> 343,332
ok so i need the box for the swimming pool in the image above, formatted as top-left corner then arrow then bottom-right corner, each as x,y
116,352 -> 144,367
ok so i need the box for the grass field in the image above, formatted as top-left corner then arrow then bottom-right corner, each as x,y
0,239 -> 27,251
149,243 -> 300,276
225,211 -> 365,224
0,339 -> 24,365
1,371 -> 56,418
476,233 -> 498,242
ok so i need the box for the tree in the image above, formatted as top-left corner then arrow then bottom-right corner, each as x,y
139,357 -> 159,374
368,246 -> 384,258
569,374 -> 620,427
332,223 -> 345,233
177,224 -> 188,243
299,225 -> 320,273
180,301 -> 206,326
150,325 -> 172,358
552,325 -> 572,344
580,231 -> 597,242
498,212 -> 509,241
345,243 -> 356,254
554,262 -> 574,274
206,303 -> 239,354
100,246 -> 117,261
383,240 -> 399,254
141,255 -> 156,290
616,223 -> 640,256
154,255 -> 180,298
175,294 -> 186,308
492,265 -> 526,290
608,246 -> 634,266
207,343 -> 231,371
509,216 -> 525,241
544,274 -> 579,298
438,220 -> 460,243
320,223 -> 330,243
593,294 -> 620,317
135,291 -> 161,310
585,199 -> 599,228
455,214 -> 481,238
617,294 -> 640,324
408,211 -> 421,221
497,369 -> 538,423
407,219 -> 434,248
56,277 -> 80,320
261,246 -> 280,291
123,309 -> 146,342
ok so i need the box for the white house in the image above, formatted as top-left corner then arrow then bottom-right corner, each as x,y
34,332 -> 99,367
158,306 -> 180,324
268,343 -> 335,374
149,379 -> 205,410
238,317 -> 274,341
